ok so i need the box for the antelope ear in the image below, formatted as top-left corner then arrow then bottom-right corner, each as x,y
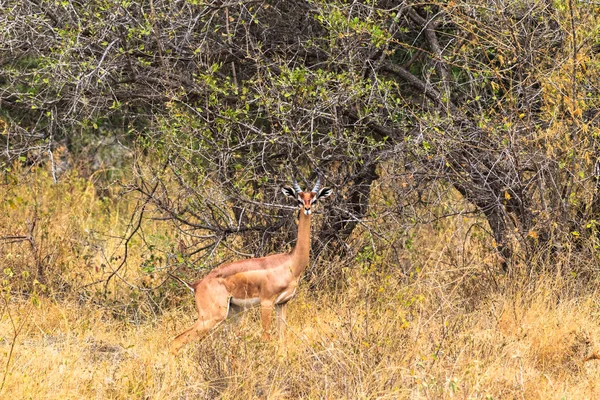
281,186 -> 296,198
316,187 -> 333,200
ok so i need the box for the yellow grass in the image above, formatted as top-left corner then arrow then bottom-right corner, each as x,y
1,167 -> 600,399
1,282 -> 599,399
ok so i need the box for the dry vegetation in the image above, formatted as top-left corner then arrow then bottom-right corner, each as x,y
1,167 -> 599,399
2,1 -> 600,398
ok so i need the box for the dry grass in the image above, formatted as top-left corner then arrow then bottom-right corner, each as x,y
1,279 -> 599,399
1,168 -> 600,399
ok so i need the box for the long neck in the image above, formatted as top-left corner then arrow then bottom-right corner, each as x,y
290,211 -> 311,276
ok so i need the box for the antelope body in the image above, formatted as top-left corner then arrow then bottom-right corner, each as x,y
170,178 -> 332,354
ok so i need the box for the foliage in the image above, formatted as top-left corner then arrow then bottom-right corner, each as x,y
2,1 -> 599,273
1,2 -> 600,395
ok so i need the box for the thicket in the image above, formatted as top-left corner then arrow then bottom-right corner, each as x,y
1,1 -> 600,397
2,0 -> 600,280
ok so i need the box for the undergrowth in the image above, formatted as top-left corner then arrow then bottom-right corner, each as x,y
1,167 -> 599,399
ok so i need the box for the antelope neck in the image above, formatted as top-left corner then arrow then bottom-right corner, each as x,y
290,210 -> 311,276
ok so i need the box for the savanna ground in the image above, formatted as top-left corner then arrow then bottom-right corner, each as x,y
2,0 -> 600,398
1,167 -> 600,400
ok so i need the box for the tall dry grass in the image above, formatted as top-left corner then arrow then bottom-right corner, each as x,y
1,167 -> 600,399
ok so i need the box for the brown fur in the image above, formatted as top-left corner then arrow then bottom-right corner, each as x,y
170,186 -> 331,354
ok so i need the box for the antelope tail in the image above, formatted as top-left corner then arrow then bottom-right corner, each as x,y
167,271 -> 196,294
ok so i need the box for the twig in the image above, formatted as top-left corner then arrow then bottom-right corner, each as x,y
103,180 -> 159,293
0,296 -> 33,392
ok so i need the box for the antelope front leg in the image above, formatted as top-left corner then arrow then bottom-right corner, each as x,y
260,301 -> 274,340
275,303 -> 287,343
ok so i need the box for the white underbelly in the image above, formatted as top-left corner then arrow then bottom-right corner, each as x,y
230,297 -> 261,308
229,288 -> 297,308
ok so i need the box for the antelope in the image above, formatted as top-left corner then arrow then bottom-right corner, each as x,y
169,177 -> 333,355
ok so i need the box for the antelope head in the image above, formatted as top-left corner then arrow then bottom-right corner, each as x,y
282,176 -> 333,215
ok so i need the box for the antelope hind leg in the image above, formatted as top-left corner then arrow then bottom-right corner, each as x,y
170,280 -> 230,355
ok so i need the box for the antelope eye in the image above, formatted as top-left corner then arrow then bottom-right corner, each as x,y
297,200 -> 303,205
